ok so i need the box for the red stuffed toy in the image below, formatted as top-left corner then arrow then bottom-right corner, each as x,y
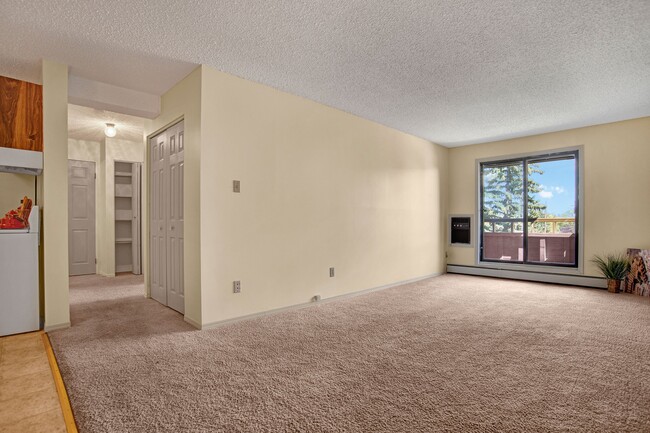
0,196 -> 33,229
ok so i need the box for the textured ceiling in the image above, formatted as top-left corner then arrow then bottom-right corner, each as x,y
1,1 -> 649,146
68,104 -> 144,143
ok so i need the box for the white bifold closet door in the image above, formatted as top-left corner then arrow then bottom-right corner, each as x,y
150,121 -> 185,314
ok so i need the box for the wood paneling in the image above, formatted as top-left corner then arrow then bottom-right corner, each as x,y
0,76 -> 43,151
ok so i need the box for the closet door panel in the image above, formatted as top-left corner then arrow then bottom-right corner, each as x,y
166,123 -> 185,314
149,135 -> 167,305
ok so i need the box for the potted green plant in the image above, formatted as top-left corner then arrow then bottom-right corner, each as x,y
591,253 -> 631,293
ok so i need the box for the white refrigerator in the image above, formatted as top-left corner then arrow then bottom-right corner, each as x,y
0,206 -> 40,336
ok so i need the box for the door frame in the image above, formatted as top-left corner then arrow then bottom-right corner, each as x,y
114,159 -> 142,275
132,162 -> 142,275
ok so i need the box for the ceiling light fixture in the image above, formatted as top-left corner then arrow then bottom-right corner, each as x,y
104,123 -> 117,138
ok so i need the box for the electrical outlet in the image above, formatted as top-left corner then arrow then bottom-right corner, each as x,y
233,280 -> 241,293
329,267 -> 335,277
233,180 -> 240,193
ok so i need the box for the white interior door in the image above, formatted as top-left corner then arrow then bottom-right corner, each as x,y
68,160 -> 96,276
149,121 -> 184,314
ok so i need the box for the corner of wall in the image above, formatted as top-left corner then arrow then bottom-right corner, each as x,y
41,59 -> 70,330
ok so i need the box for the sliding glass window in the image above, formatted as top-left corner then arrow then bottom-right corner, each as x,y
479,150 -> 578,267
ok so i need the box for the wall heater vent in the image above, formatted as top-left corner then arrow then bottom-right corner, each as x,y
450,215 -> 472,246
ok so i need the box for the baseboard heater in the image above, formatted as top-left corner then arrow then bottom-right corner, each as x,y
446,265 -> 606,289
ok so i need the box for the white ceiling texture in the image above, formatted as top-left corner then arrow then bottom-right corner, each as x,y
1,0 -> 649,146
68,104 -> 145,143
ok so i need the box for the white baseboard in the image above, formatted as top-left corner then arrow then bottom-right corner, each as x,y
183,316 -> 201,330
44,321 -> 71,332
446,264 -> 606,288
198,272 -> 443,330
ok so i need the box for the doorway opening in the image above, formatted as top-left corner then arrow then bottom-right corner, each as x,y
67,104 -> 146,283
114,160 -> 142,274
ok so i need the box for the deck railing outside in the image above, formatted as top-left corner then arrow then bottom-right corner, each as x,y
483,217 -> 575,234
482,217 -> 576,264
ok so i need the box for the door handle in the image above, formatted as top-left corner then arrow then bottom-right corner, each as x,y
170,226 -> 175,230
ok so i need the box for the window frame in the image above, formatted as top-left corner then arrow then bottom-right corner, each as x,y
475,146 -> 584,274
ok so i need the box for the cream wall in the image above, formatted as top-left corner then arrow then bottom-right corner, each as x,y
41,60 -> 70,330
199,66 -> 448,325
144,66 -> 202,326
68,139 -> 101,162
447,117 -> 650,277
0,173 -> 35,211
98,139 -> 107,276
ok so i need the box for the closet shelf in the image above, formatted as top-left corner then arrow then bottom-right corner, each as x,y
115,210 -> 133,221
115,184 -> 133,197
115,238 -> 133,243
115,171 -> 133,177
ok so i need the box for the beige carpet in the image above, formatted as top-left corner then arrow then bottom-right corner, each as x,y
50,274 -> 650,432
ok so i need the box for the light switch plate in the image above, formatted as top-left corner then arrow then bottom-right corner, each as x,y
233,180 -> 240,193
